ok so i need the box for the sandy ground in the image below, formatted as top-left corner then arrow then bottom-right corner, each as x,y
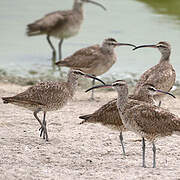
0,82 -> 180,180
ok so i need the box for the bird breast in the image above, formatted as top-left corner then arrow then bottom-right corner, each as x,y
91,53 -> 117,76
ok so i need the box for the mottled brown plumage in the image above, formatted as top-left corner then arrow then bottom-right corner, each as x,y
79,84 -> 156,129
133,41 -> 176,105
56,38 -> 136,99
79,84 -> 159,155
26,0 -> 106,61
96,80 -> 178,168
2,70 -> 104,141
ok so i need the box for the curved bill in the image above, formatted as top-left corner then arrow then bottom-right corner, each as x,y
156,89 -> 176,99
116,43 -> 136,48
86,0 -> 107,11
85,84 -> 112,93
84,74 -> 105,85
133,44 -> 157,50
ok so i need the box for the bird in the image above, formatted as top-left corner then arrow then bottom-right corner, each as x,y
1,70 -> 105,141
86,80 -> 178,168
56,38 -> 136,99
26,0 -> 106,65
82,83 -> 175,156
133,41 -> 176,106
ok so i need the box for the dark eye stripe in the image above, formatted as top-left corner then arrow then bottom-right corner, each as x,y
157,45 -> 167,48
148,87 -> 156,91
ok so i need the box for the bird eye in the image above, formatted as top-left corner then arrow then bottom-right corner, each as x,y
148,87 -> 156,91
157,45 -> 166,48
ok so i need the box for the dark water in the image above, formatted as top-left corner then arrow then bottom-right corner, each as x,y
0,0 -> 180,81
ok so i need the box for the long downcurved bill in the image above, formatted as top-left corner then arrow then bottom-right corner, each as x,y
116,43 -> 136,48
85,84 -> 112,93
84,74 -> 105,85
133,44 -> 157,50
86,0 -> 107,11
156,89 -> 176,99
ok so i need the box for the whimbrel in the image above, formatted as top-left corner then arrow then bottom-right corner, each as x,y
2,70 -> 104,141
133,41 -> 176,106
56,38 -> 136,99
86,80 -> 178,168
26,0 -> 106,64
83,83 -> 175,156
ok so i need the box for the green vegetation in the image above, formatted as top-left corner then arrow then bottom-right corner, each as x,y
137,0 -> 180,21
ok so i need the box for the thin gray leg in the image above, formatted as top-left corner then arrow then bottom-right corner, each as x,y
58,38 -> 64,60
90,78 -> 95,100
33,109 -> 44,136
47,35 -> 56,67
34,109 -> 43,128
42,111 -> 48,141
158,100 -> 161,107
119,132 -> 126,156
33,109 -> 48,141
39,111 -> 46,138
152,141 -> 156,168
142,137 -> 146,168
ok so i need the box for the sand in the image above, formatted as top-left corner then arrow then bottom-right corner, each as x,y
0,82 -> 180,180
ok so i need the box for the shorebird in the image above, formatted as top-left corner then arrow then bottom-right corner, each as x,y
86,80 -> 178,168
83,83 -> 175,156
1,70 -> 104,141
26,0 -> 106,64
133,41 -> 176,106
56,38 -> 136,99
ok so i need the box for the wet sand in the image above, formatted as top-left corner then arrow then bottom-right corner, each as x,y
0,82 -> 180,179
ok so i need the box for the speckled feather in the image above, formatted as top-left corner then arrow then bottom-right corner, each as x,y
122,103 -> 180,142
134,41 -> 176,101
56,40 -> 117,76
115,81 -> 180,143
79,84 -> 156,131
2,71 -> 80,112
134,62 -> 175,97
27,2 -> 84,38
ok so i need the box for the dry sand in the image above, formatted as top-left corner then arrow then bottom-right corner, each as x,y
0,82 -> 180,180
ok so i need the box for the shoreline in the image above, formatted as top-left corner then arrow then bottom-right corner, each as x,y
0,82 -> 180,179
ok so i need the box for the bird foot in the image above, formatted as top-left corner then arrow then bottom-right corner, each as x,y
39,126 -> 48,141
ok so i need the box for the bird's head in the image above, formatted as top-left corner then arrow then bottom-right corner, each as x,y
133,41 -> 171,59
102,38 -> 136,50
70,70 -> 105,84
74,0 -> 106,11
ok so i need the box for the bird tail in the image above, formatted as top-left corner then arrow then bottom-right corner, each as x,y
2,97 -> 14,104
55,61 -> 69,67
26,23 -> 42,36
79,114 -> 91,124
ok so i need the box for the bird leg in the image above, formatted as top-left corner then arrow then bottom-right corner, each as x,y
33,109 -> 48,141
152,141 -> 156,168
58,38 -> 64,60
34,108 -> 43,129
142,137 -> 146,168
39,112 -> 48,141
47,35 -> 56,68
158,100 -> 162,107
90,78 -> 95,100
42,112 -> 48,141
158,101 -> 162,107
119,132 -> 126,156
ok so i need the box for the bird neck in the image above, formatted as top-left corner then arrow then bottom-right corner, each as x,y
160,51 -> 170,63
116,86 -> 129,113
73,1 -> 84,14
101,44 -> 114,54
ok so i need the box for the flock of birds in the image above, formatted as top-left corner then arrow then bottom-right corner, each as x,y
1,0 -> 180,168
